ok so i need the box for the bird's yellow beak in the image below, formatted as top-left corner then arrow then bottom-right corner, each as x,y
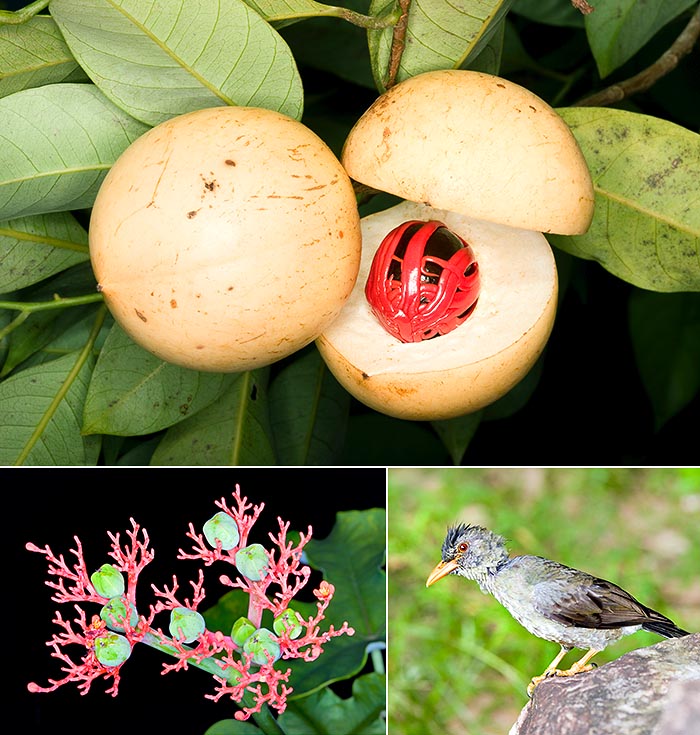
426,559 -> 459,587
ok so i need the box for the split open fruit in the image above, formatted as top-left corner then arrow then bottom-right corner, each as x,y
89,106 -> 361,372
316,69 -> 595,421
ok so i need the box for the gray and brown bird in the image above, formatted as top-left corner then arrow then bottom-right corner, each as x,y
426,523 -> 690,694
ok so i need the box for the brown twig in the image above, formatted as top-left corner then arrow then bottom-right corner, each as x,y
574,3 -> 700,106
385,0 -> 412,90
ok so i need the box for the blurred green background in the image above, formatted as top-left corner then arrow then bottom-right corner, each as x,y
387,467 -> 700,735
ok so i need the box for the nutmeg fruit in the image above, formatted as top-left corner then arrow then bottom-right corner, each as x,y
89,106 -> 362,372
317,70 -> 594,421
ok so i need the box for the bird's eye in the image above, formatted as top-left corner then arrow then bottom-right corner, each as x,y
458,542 -> 468,552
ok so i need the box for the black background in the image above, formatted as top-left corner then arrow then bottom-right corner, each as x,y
8,467 -> 386,735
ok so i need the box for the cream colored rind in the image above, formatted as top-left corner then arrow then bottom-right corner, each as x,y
342,70 -> 594,236
316,201 -> 558,421
90,106 -> 361,372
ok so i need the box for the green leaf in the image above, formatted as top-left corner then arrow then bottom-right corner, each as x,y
1,261 -> 100,376
0,349 -> 100,465
244,0 -> 341,22
0,82 -> 149,221
149,369 -> 277,465
367,0 -> 514,90
0,212 -> 89,291
511,0 -> 585,28
83,323 -> 231,436
0,14 -> 87,98
551,108 -> 700,292
629,290 -> 700,429
284,508 -> 385,696
431,411 -> 483,465
279,672 -> 386,735
269,347 -> 351,465
282,16 -> 376,90
49,0 -> 304,125
204,720 -> 262,735
1,303 -> 99,377
584,0 -> 697,78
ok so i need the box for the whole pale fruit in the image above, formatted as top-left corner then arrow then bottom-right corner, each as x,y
89,106 -> 362,372
317,70 -> 594,421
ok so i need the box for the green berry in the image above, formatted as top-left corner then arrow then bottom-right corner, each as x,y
94,632 -> 131,667
273,608 -> 303,639
100,596 -> 139,632
203,512 -> 240,550
169,607 -> 206,643
90,564 -> 125,599
243,628 -> 281,666
235,544 -> 269,581
231,616 -> 256,647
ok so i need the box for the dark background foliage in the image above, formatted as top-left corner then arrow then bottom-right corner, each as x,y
9,467 -> 386,735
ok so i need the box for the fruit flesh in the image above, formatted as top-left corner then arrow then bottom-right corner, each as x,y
316,200 -> 558,420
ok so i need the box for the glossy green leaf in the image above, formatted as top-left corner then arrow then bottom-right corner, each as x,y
0,350 -> 100,465
0,14 -> 87,97
82,323 -> 231,436
551,107 -> 700,292
629,290 -> 700,429
150,369 -> 276,465
279,672 -> 386,734
0,212 -> 89,291
269,347 -> 351,465
49,0 -> 304,125
584,0 -> 696,78
367,0 -> 514,90
0,83 -> 149,221
284,508 -> 386,696
204,719 -> 263,735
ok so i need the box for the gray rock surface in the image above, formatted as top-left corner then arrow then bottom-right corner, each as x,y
509,633 -> 700,735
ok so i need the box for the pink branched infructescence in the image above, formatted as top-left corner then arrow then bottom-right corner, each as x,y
179,487 -> 265,566
27,485 -> 355,723
28,607 -> 129,697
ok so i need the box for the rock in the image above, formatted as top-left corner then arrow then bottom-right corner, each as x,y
509,634 -> 700,735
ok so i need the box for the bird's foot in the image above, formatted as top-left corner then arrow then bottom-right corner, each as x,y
527,669 -> 563,696
527,662 -> 598,696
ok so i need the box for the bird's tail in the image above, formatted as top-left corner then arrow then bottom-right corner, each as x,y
642,619 -> 690,638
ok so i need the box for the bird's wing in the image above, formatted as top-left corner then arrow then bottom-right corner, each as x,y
532,568 -> 667,630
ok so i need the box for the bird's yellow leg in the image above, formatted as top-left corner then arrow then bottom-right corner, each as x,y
558,648 -> 601,677
527,646 -> 570,696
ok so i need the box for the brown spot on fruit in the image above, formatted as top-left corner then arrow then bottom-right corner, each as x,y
135,309 -> 147,322
170,299 -> 177,308
225,159 -> 236,166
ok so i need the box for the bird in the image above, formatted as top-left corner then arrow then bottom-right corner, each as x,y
425,523 -> 690,695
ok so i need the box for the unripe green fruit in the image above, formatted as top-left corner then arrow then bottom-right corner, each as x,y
203,511 -> 240,550
94,632 -> 132,667
243,627 -> 281,666
91,564 -> 125,598
273,608 -> 303,639
231,616 -> 256,647
235,543 -> 269,581
169,607 -> 206,643
100,596 -> 139,632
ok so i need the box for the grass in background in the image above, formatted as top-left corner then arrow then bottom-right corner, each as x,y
387,467 -> 700,735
